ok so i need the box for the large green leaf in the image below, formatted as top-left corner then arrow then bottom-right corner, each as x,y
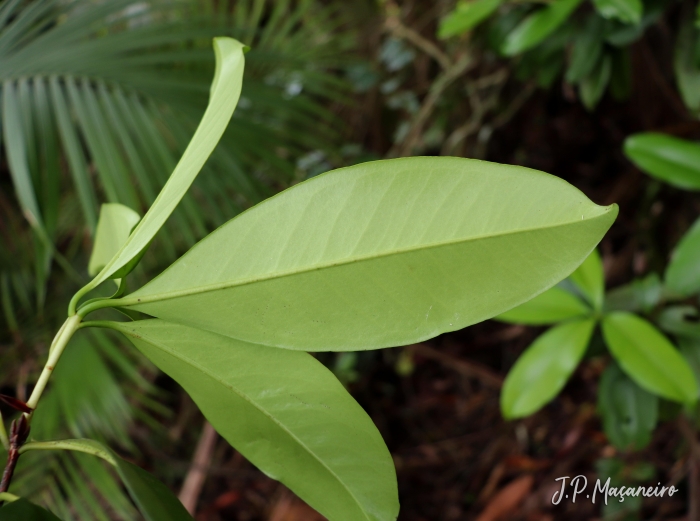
501,318 -> 595,418
665,216 -> 700,297
109,157 -> 617,351
74,37 -> 245,301
592,0 -> 642,25
88,204 -> 140,277
21,439 -> 193,521
601,312 -> 698,403
496,286 -> 590,325
598,363 -> 658,450
0,498 -> 63,520
623,133 -> 700,190
501,0 -> 583,56
437,0 -> 503,39
569,249 -> 604,311
103,319 -> 398,521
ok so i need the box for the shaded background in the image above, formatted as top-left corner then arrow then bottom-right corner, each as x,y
1,0 -> 699,519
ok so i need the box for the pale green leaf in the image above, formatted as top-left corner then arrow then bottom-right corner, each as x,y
658,306 -> 700,339
21,439 -> 193,521
501,318 -> 595,418
88,204 -> 141,277
598,362 -> 658,450
592,0 -> 642,25
501,0 -> 583,56
624,133 -> 700,190
495,286 -> 590,325
112,157 -> 617,351
104,319 -> 398,521
0,498 -> 63,520
665,216 -> 700,297
569,249 -> 604,310
601,312 -> 698,403
77,37 -> 245,295
437,0 -> 503,39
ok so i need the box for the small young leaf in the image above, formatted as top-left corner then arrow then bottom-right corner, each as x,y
598,363 -> 658,450
501,0 -> 583,56
105,319 -> 398,521
624,133 -> 700,190
501,318 -> 595,418
569,249 -> 605,310
495,286 -> 590,325
437,0 -> 503,39
74,38 -> 246,299
88,203 -> 140,277
592,0 -> 642,25
665,216 -> 700,297
604,273 -> 661,313
115,157 -> 617,351
0,498 -> 64,520
601,312 -> 698,403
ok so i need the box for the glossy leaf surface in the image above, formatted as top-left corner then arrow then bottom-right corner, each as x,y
88,203 -> 140,277
569,249 -> 604,310
496,286 -> 590,325
598,363 -> 658,450
624,133 -> 700,190
120,157 -> 617,351
501,318 -> 595,418
601,312 -> 698,403
108,319 -> 398,521
0,499 -> 63,520
592,0 -> 642,25
438,0 -> 503,39
665,216 -> 700,296
501,0 -> 583,56
83,37 -> 245,288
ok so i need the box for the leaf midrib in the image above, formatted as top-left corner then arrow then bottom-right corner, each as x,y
129,329 -> 372,521
123,210 -> 612,306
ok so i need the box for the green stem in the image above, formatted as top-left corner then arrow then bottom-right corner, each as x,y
20,441 -> 115,466
26,315 -> 82,412
0,413 -> 8,452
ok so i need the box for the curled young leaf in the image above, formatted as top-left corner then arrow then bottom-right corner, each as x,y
88,203 -> 140,277
115,157 -> 617,351
104,319 -> 399,521
71,37 -> 246,311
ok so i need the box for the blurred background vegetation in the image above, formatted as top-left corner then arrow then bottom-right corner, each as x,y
2,0 -> 700,519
